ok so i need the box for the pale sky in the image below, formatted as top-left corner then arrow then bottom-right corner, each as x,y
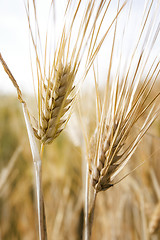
0,0 -> 51,94
0,0 -> 160,95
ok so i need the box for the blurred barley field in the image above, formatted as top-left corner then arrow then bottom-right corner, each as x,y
1,0 -> 160,240
0,89 -> 160,240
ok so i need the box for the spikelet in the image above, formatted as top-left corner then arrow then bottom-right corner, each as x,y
149,201 -> 160,234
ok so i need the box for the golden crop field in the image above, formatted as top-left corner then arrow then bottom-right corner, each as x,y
0,1 -> 160,240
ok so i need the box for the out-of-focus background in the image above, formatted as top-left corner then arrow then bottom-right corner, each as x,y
0,93 -> 160,240
0,0 -> 160,240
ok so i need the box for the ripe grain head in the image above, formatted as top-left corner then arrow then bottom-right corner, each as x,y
88,0 -> 160,193
26,0 -> 127,144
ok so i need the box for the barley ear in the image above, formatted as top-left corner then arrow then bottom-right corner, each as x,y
36,63 -> 75,144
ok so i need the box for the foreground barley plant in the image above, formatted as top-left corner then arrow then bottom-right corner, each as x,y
0,0 -> 126,239
84,0 -> 160,239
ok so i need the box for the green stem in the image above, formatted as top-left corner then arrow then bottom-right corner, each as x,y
84,162 -> 97,240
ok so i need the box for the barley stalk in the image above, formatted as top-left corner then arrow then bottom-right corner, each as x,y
84,163 -> 89,240
149,201 -> 160,234
84,0 -> 160,238
24,2 -> 127,236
